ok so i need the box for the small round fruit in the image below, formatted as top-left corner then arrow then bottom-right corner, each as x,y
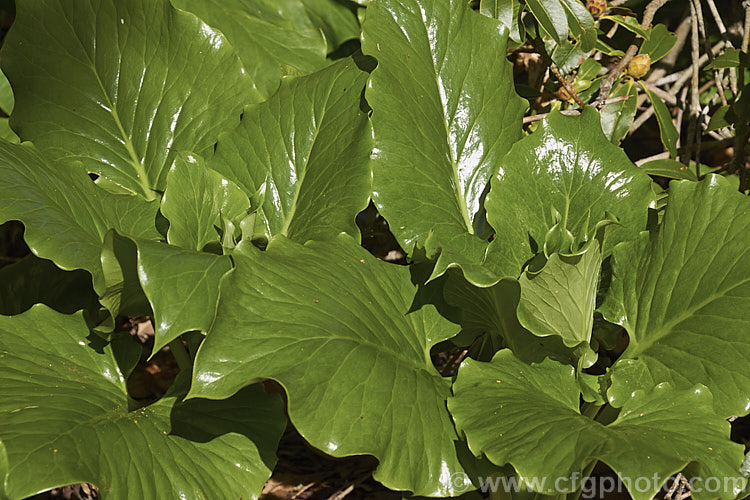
627,53 -> 652,79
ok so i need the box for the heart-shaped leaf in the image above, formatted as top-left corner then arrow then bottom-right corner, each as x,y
601,175 -> 750,417
170,0 -> 330,98
0,306 -> 285,500
485,108 -> 656,278
2,0 -> 260,199
135,239 -> 233,352
191,235 -> 467,497
161,153 -> 249,252
449,350 -> 745,500
211,58 -> 372,244
301,0 -> 362,51
0,142 -> 159,291
517,235 -> 603,350
444,272 -> 579,365
361,0 -> 526,279
0,68 -> 13,115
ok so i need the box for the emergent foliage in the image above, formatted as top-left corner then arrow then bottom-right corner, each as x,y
0,0 -> 749,498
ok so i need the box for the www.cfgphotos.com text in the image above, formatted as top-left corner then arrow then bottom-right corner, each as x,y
449,471 -> 747,497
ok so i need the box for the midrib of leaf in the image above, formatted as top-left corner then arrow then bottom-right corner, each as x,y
57,4 -> 155,201
561,127 -> 585,233
278,80 -> 336,236
89,64 -> 154,201
424,12 -> 474,236
237,245 -> 439,371
626,270 -> 750,359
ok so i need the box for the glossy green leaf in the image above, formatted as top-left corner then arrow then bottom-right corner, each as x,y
706,48 -> 750,70
2,0 -> 260,199
638,159 -> 698,181
0,255 -> 98,316
517,237 -> 602,349
0,119 -> 18,144
600,176 -> 750,417
479,0 -> 524,43
0,68 -> 13,115
301,0 -> 361,51
191,235 -> 467,496
136,239 -> 233,353
603,15 -> 648,39
550,38 -> 592,75
0,305 -> 285,500
161,153 -> 249,252
707,105 -> 731,131
577,59 -> 602,80
639,24 -> 677,63
485,108 -> 657,277
0,440 -> 7,500
362,0 -> 525,280
559,0 -> 596,52
444,274 -> 519,362
0,142 -> 159,292
526,0 -> 568,43
97,231 -> 151,327
641,84 -> 678,158
727,83 -> 750,128
444,272 -> 580,365
449,350 -> 745,500
600,79 -> 638,143
595,37 -> 625,57
211,59 -> 371,244
170,0 -> 329,97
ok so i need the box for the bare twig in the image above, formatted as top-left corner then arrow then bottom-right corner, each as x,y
635,152 -> 670,166
550,64 -> 586,107
705,0 -> 738,94
523,96 -> 632,125
641,82 -> 677,105
635,137 -> 735,166
737,1 -> 750,191
665,473 -> 691,500
674,87 -> 689,151
692,0 -> 729,105
523,114 -> 548,124
668,41 -> 727,99
653,72 -> 685,87
744,2 -> 750,54
634,134 -> 735,166
605,22 -> 619,39
594,0 -> 670,108
327,485 -> 354,500
683,0 -> 702,174
716,69 -> 729,106
647,16 -> 692,83
648,40 -> 726,90
291,483 -> 315,500
631,106 -> 655,134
